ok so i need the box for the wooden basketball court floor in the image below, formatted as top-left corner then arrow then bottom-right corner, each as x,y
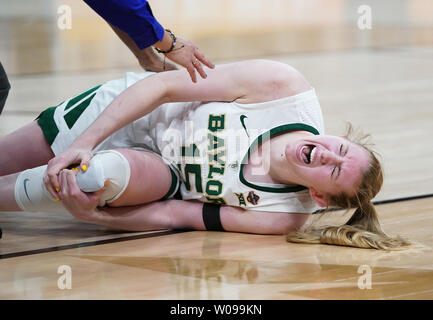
0,0 -> 432,300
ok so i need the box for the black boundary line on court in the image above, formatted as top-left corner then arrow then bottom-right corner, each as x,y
374,193 -> 433,205
310,193 -> 433,214
0,230 -> 188,260
1,193 -> 432,260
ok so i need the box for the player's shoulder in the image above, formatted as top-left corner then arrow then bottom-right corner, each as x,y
237,59 -> 304,78
233,59 -> 312,102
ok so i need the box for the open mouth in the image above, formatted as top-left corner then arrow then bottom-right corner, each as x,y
300,145 -> 317,164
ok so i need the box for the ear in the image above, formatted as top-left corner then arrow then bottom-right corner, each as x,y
309,188 -> 330,207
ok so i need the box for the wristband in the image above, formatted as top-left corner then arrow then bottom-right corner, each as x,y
202,203 -> 225,231
155,29 -> 177,54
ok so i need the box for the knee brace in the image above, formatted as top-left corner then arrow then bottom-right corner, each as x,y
76,150 -> 131,206
14,150 -> 131,212
14,165 -> 66,213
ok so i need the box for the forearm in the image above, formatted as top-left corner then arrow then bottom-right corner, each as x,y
89,201 -> 174,231
73,193 -> 308,235
109,24 -> 145,59
109,24 -> 173,59
109,24 -> 174,71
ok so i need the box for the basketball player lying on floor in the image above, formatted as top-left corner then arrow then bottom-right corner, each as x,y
0,59 -> 409,250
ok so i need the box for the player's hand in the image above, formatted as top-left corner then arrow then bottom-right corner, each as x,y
43,148 -> 93,201
165,36 -> 214,83
57,169 -> 108,222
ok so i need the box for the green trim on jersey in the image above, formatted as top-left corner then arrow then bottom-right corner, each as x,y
239,123 -> 320,193
37,84 -> 103,145
64,92 -> 97,129
64,85 -> 101,111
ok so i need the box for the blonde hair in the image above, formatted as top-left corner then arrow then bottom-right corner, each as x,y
287,124 -> 410,250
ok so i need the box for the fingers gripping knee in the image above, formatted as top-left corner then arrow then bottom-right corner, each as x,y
76,150 -> 131,206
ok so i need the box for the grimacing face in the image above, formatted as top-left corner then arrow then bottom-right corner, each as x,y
284,135 -> 370,205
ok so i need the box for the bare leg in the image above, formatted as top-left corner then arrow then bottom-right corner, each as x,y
108,148 -> 174,207
0,173 -> 21,211
0,121 -> 53,212
0,121 -> 54,176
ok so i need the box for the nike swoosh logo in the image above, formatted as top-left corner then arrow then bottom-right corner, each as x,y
240,115 -> 249,137
23,178 -> 32,202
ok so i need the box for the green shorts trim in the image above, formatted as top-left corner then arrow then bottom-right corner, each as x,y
36,84 -> 102,147
160,167 -> 181,200
36,104 -> 61,145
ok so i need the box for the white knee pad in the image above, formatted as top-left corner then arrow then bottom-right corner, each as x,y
76,150 -> 131,206
14,150 -> 131,213
14,165 -> 67,213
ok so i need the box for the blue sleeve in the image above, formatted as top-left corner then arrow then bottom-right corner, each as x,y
83,0 -> 165,49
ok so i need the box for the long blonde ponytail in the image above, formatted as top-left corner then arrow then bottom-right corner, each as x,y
287,202 -> 410,250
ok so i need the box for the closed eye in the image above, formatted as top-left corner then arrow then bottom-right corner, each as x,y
331,165 -> 342,180
331,166 -> 337,178
331,144 -> 344,180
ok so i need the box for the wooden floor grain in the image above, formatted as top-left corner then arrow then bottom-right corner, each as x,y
1,198 -> 432,299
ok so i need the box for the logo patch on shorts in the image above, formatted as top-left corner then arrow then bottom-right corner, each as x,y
246,191 -> 260,205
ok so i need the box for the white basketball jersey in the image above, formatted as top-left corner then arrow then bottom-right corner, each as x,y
116,72 -> 326,214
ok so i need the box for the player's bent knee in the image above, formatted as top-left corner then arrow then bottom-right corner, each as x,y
76,150 -> 131,206
105,148 -> 178,207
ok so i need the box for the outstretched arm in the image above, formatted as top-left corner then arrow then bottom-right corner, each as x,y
63,60 -> 299,150
93,200 -> 309,235
57,169 -> 309,235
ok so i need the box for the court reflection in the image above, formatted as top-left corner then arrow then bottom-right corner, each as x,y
72,231 -> 433,299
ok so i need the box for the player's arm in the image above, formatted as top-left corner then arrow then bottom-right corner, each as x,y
57,169 -> 310,234
87,200 -> 310,235
64,60 -> 309,152
167,199 -> 311,235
